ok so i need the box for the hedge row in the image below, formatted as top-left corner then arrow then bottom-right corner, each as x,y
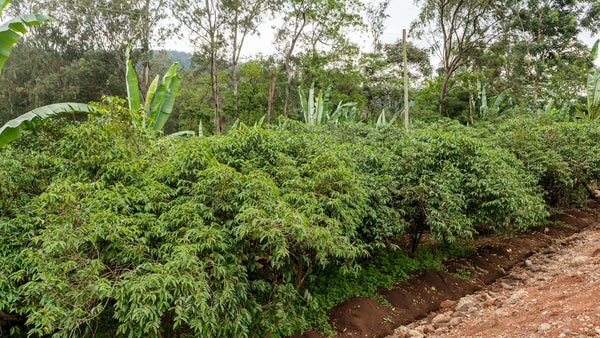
1,102 -> 598,336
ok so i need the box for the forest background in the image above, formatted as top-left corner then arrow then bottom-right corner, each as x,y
2,0 -> 600,132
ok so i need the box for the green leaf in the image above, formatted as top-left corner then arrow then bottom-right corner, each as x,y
0,13 -> 51,73
125,47 -> 141,111
0,0 -> 10,14
299,88 -> 308,123
254,115 -> 266,128
492,88 -> 511,110
144,75 -> 160,114
148,63 -> 181,131
169,130 -> 195,138
0,103 -> 95,147
316,91 -> 323,125
591,39 -> 599,63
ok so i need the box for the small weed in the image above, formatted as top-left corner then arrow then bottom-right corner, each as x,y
412,296 -> 425,306
371,294 -> 392,308
383,316 -> 394,323
452,268 -> 475,279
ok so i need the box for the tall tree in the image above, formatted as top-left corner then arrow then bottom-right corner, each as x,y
507,0 -> 593,116
366,0 -> 390,53
412,0 -> 503,115
223,0 -> 268,119
171,0 -> 227,133
275,0 -> 363,118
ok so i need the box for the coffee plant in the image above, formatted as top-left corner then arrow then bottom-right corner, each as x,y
1,101 -> 598,337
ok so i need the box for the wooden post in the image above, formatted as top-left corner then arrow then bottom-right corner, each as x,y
403,29 -> 409,132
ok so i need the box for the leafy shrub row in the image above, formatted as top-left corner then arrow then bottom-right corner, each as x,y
1,102 -> 598,336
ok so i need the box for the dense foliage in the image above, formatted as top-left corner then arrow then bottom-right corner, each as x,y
1,100 -> 598,336
2,0 -> 600,336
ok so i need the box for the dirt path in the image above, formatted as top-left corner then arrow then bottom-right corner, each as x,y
389,220 -> 600,337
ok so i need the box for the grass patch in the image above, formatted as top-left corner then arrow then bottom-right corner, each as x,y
299,239 -> 476,333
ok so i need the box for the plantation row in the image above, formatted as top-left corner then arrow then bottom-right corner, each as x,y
1,101 -> 600,336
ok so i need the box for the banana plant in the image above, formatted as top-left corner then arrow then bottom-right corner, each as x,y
299,83 -> 360,125
583,39 -> 600,120
0,103 -> 96,147
126,47 -> 181,131
375,109 -> 397,129
0,0 -> 51,73
299,83 -> 330,125
475,79 -> 512,120
329,102 -> 359,124
0,0 -> 96,148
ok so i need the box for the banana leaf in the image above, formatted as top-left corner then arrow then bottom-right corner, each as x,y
586,40 -> 600,120
587,70 -> 600,119
315,90 -> 323,125
148,62 -> 181,131
254,115 -> 266,128
169,130 -> 195,138
144,75 -> 159,113
299,88 -> 308,123
376,110 -> 387,128
0,13 -> 51,72
0,103 -> 95,147
1,0 -> 11,12
492,88 -> 511,110
125,47 -> 141,111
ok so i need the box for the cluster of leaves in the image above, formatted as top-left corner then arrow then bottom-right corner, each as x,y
489,117 -> 600,207
1,102 -> 597,336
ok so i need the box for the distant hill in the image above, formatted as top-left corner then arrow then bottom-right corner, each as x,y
161,50 -> 193,69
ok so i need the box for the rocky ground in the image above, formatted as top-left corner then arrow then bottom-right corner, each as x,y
389,221 -> 600,338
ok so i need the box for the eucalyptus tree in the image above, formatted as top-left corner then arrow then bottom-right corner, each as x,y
411,0 -> 505,115
366,0 -> 390,53
222,0 -> 269,119
274,0 -> 364,118
171,0 -> 227,133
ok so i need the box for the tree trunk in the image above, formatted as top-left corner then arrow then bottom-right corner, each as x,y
233,63 -> 239,119
268,73 -> 276,123
283,55 -> 292,118
439,72 -> 451,115
232,12 -> 240,119
469,92 -> 474,124
282,11 -> 307,118
211,49 -> 221,133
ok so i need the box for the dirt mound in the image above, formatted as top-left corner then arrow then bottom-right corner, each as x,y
292,200 -> 600,338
